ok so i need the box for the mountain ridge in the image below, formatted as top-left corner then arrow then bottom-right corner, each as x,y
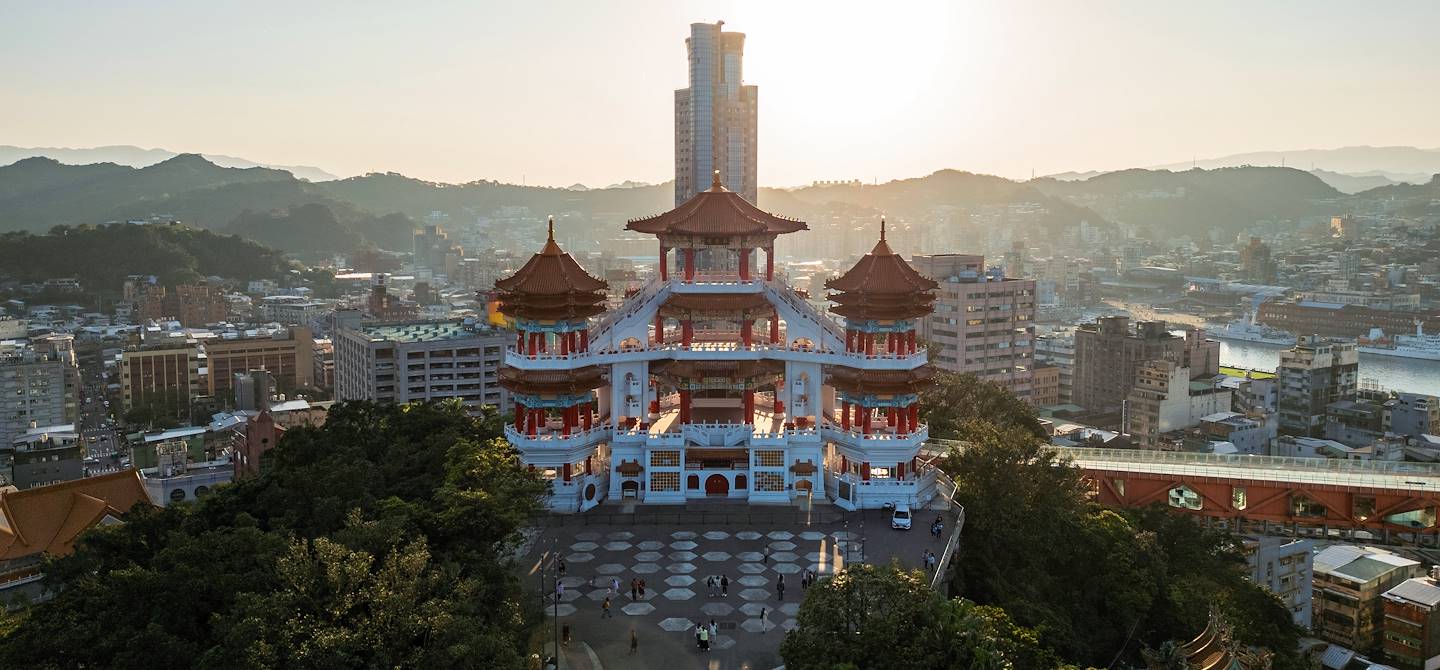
0,144 -> 341,182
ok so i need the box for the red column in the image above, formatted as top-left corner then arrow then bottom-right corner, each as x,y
738,247 -> 750,280
845,330 -> 854,353
888,407 -> 897,427
907,330 -> 917,354
538,333 -> 547,353
583,402 -> 593,431
516,331 -> 524,351
864,333 -> 874,357
861,462 -> 871,481
559,332 -> 569,356
766,247 -> 774,281
563,462 -> 572,483
897,461 -> 906,481
840,401 -> 850,430
741,320 -> 753,347
887,334 -> 896,355
562,406 -> 573,437
682,320 -> 693,347
654,315 -> 665,344
770,318 -> 780,344
679,391 -> 692,424
743,390 -> 755,423
580,329 -> 589,352
909,405 -> 919,432
684,248 -> 695,281
514,402 -> 524,432
774,393 -> 784,414
659,246 -> 668,280
569,331 -> 578,353
861,406 -> 872,435
527,408 -> 539,437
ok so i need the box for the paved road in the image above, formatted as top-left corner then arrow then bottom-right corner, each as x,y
77,360 -> 126,475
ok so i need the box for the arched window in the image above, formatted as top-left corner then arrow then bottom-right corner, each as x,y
687,474 -> 700,490
735,474 -> 747,490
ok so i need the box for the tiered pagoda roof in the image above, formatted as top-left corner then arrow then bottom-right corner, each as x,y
500,366 -> 607,396
828,366 -> 934,396
494,218 -> 609,321
825,220 -> 937,321
627,172 -> 806,239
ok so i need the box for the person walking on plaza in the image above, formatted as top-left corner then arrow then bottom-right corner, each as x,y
777,574 -> 785,599
699,625 -> 710,652
721,574 -> 729,596
639,578 -> 647,598
602,596 -> 613,618
558,557 -> 566,578
611,576 -> 620,593
709,619 -> 718,641
562,623 -> 571,647
706,575 -> 716,597
630,578 -> 639,601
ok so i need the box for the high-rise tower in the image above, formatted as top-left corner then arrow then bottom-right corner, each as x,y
674,21 -> 758,205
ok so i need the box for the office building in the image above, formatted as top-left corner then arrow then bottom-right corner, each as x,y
413,225 -> 462,277
1313,545 -> 1423,655
1239,237 -> 1278,284
119,341 -> 202,417
1073,317 -> 1185,416
674,21 -> 758,205
1031,364 -> 1060,406
1278,336 -> 1359,438
1034,331 -> 1075,404
912,254 -> 1036,399
334,320 -> 508,414
1243,536 -> 1314,629
3,423 -> 83,490
1381,573 -> 1440,670
203,327 -> 315,401
1199,412 -> 1272,455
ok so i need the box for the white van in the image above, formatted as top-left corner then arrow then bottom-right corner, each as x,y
890,504 -> 912,530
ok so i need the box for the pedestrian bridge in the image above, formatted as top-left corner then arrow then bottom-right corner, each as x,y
924,440 -> 1440,541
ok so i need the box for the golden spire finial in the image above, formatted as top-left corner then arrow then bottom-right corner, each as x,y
547,215 -> 555,241
880,216 -> 887,242
712,170 -> 722,189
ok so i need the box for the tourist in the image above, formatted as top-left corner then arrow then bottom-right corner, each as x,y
556,582 -> 565,600
709,619 -> 718,641
639,578 -> 647,598
777,574 -> 785,599
558,557 -> 567,577
602,596 -> 613,618
630,577 -> 639,601
721,574 -> 729,596
699,625 -> 710,652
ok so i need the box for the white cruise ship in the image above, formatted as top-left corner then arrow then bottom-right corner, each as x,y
1357,322 -> 1440,361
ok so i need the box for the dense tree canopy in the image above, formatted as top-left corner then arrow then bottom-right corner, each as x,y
780,563 -> 1059,670
0,401 -> 547,670
920,371 -> 1047,443
926,374 -> 1304,669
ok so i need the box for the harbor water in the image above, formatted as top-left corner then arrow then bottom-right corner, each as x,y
1220,340 -> 1440,397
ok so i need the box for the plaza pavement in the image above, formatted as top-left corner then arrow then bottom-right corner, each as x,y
518,506 -> 957,670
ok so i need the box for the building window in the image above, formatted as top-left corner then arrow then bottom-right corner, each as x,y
169,489 -> 187,503
754,472 -> 784,492
650,450 -> 680,467
687,474 -> 699,490
651,472 -> 680,492
753,450 -> 783,467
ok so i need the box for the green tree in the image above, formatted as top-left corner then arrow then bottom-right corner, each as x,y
920,371 -> 1046,442
780,563 -> 1057,670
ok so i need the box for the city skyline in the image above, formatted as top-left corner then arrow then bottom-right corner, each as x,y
4,1 -> 1439,187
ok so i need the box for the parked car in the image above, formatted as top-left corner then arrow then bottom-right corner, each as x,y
890,504 -> 912,530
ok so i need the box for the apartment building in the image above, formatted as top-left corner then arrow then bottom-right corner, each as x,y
1244,536 -> 1314,629
334,320 -> 507,415
1034,331 -> 1075,404
1313,545 -> 1423,655
1278,336 -> 1359,438
1073,317 -> 1185,415
0,342 -> 75,455
912,254 -> 1036,399
120,341 -> 202,417
1382,573 -> 1440,670
1123,361 -> 1232,448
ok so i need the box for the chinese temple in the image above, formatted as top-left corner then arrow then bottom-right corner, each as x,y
497,175 -> 939,512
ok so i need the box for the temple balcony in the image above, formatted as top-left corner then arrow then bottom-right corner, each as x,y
669,274 -> 764,293
611,401 -> 820,448
820,419 -> 929,453
823,461 -> 941,511
504,339 -> 927,370
504,421 -> 610,452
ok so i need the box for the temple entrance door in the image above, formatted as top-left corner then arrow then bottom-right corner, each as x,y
705,474 -> 730,496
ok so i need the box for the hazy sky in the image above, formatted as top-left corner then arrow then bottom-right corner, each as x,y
4,1 -> 1438,186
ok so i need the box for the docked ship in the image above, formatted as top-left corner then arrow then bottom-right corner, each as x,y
1357,321 -> 1440,361
1211,317 -> 1296,346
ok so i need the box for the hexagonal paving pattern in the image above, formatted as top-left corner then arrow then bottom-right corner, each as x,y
766,531 -> 795,540
605,531 -> 634,541
773,563 -> 802,574
738,588 -> 769,601
575,531 -> 601,541
804,551 -> 827,562
701,551 -> 732,562
737,575 -> 768,587
666,562 -> 697,574
621,602 -> 656,616
667,551 -> 697,562
809,563 -> 837,575
566,552 -> 595,563
671,531 -> 698,540
558,576 -> 587,588
831,531 -> 856,541
702,530 -> 730,541
669,540 -> 698,550
631,562 -> 661,574
799,531 -> 827,541
781,618 -> 799,631
735,531 -> 763,540
711,634 -> 737,650
769,541 -> 797,551
737,562 -> 767,574
739,602 -> 769,617
658,617 -> 694,632
569,541 -> 599,552
552,604 -> 577,617
636,540 -> 665,551
701,602 -> 735,616
664,575 -> 696,587
780,602 -> 801,616
557,590 -> 582,602
595,563 -> 626,575
740,618 -> 777,633
736,551 -> 763,562
770,551 -> 798,562
662,587 -> 696,601
604,541 -> 633,551
586,589 -> 611,602
633,551 -> 662,562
